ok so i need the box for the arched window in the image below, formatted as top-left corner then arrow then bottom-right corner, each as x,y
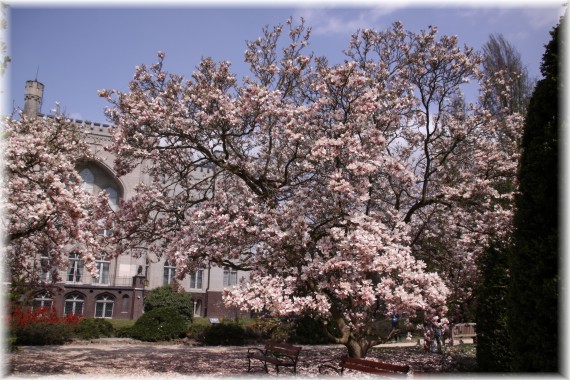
193,300 -> 202,317
79,168 -> 95,193
95,294 -> 115,318
121,295 -> 130,314
104,186 -> 119,211
98,187 -> 119,236
33,291 -> 53,309
64,292 -> 84,316
163,260 -> 176,286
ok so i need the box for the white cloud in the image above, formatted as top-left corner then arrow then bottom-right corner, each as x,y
294,6 -> 403,35
521,8 -> 564,30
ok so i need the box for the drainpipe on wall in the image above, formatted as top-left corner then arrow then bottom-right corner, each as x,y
204,261 -> 211,317
130,272 -> 136,320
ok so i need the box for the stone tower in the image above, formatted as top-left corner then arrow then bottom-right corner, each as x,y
23,80 -> 44,117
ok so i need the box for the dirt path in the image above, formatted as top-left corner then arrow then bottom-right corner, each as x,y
4,339 -> 468,378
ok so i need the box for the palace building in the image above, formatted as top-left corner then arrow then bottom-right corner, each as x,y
21,79 -> 249,320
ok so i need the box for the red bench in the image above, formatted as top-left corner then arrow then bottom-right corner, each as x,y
319,355 -> 410,376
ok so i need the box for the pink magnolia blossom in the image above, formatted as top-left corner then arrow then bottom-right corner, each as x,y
101,20 -> 522,358
3,112 -> 111,283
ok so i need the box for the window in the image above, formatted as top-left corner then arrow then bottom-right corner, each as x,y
104,186 -> 119,211
33,291 -> 53,309
121,295 -> 130,313
97,225 -> 113,237
223,267 -> 238,287
66,253 -> 84,283
95,294 -> 114,318
163,261 -> 176,286
189,270 -> 203,289
64,292 -> 84,316
79,168 -> 94,193
93,254 -> 110,285
193,300 -> 202,317
97,216 -> 114,237
39,255 -> 54,282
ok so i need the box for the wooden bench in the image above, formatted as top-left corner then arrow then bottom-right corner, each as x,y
319,355 -> 410,376
450,323 -> 476,345
246,342 -> 302,375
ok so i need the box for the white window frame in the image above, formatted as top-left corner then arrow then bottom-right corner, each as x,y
33,291 -> 53,309
189,270 -> 203,289
66,253 -> 84,283
93,254 -> 110,285
223,267 -> 238,287
95,294 -> 115,318
64,292 -> 84,316
163,261 -> 176,286
39,254 -> 54,282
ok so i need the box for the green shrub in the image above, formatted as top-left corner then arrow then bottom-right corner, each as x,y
252,317 -> 293,342
144,286 -> 194,322
188,318 -> 259,345
290,316 -> 331,344
6,334 -> 18,352
114,326 -> 133,338
188,322 -> 210,342
190,317 -> 212,328
242,325 -> 260,342
74,318 -> 114,340
129,307 -> 188,342
203,322 -> 246,346
14,322 -> 74,345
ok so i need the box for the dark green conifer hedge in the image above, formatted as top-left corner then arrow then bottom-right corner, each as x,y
475,240 -> 512,371
508,16 -> 561,372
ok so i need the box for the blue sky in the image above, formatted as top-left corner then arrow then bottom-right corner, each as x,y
6,2 -> 565,123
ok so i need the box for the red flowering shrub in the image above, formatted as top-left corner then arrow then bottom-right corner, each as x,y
9,304 -> 83,345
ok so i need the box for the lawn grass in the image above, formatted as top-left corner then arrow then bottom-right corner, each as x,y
192,316 -> 256,327
445,343 -> 478,371
371,343 -> 478,372
108,319 -> 135,330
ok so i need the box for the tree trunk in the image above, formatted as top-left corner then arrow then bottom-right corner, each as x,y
345,337 -> 370,358
325,304 -> 378,358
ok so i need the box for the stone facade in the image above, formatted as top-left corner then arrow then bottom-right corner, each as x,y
22,80 -> 250,320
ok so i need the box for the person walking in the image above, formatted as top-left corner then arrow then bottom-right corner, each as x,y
391,312 -> 400,342
433,316 -> 443,354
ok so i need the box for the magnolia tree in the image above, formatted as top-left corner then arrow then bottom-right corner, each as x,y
100,20 -> 522,357
2,112 -> 110,284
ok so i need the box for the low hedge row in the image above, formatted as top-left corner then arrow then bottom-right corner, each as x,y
186,316 -> 335,346
11,317 -> 115,346
10,310 -> 359,346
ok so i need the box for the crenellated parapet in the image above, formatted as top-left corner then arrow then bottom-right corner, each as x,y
42,114 -> 115,145
75,119 -> 114,140
74,119 -> 114,133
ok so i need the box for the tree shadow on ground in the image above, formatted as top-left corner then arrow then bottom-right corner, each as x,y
6,342 -> 476,377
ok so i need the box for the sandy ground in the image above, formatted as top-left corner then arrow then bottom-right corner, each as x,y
3,339 -> 466,378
